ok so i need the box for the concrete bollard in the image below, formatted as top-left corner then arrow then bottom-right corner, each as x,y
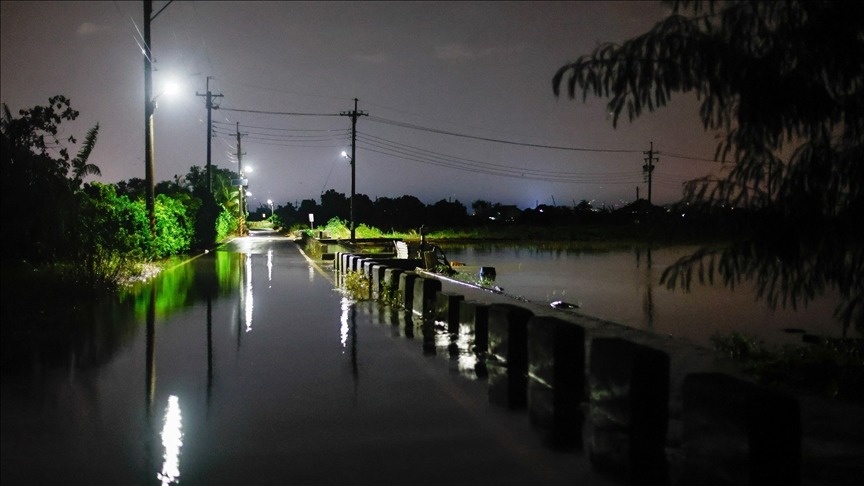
587,337 -> 670,484
679,373 -> 800,486
435,291 -> 464,333
527,315 -> 586,449
362,260 -> 376,281
412,276 -> 442,318
341,253 -> 351,279
349,255 -> 362,273
486,304 -> 534,409
459,300 -> 490,353
370,264 -> 388,300
398,272 -> 418,312
382,267 -> 404,303
378,266 -> 405,302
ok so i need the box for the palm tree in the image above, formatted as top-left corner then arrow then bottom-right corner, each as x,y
70,123 -> 101,188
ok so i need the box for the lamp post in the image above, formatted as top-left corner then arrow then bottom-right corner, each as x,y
341,150 -> 355,242
267,199 -> 274,220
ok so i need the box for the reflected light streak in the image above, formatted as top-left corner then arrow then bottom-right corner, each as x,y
157,395 -> 183,486
456,327 -> 480,378
340,297 -> 350,351
267,249 -> 273,285
244,254 -> 254,332
308,264 -> 315,282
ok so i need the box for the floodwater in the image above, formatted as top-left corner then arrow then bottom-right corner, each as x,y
1,232 -> 615,486
440,244 -> 849,347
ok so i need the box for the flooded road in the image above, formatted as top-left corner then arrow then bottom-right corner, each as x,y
439,244 -> 849,347
1,232 -> 614,485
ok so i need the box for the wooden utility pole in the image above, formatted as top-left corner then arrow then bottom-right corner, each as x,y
142,0 -> 173,238
643,141 -> 658,205
196,76 -> 223,194
143,0 -> 155,237
236,122 -> 246,235
340,98 -> 368,243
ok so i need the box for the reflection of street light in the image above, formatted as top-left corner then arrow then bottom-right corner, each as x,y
341,150 -> 355,242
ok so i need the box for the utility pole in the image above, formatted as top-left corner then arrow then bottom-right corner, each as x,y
642,141 -> 658,205
143,0 -> 155,238
142,0 -> 173,238
236,122 -> 246,235
196,76 -> 223,194
340,98 -> 368,243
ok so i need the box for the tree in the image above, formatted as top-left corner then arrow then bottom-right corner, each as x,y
319,189 -> 348,223
70,123 -> 101,188
553,1 -> 863,332
1,96 -> 100,264
427,199 -> 468,228
554,0 -> 862,218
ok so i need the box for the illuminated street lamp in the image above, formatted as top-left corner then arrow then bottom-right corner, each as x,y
267,199 -> 274,220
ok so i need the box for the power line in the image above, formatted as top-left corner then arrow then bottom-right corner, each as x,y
219,107 -> 341,117
368,116 -> 641,153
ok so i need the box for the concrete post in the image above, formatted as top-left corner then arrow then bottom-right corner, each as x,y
680,373 -> 800,486
527,316 -> 586,449
587,337 -> 670,484
486,304 -> 534,409
435,291 -> 464,333
412,276 -> 442,318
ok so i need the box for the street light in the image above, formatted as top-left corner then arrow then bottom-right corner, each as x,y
341,150 -> 355,242
267,199 -> 274,220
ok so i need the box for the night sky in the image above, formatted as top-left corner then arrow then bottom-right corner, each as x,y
1,1 -> 723,210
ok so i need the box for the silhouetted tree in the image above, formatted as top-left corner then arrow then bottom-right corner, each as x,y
554,0 -> 862,219
471,199 -> 493,215
353,193 -> 375,227
297,199 -> 319,226
319,189 -> 348,223
426,199 -> 468,228
554,0 -> 863,332
1,96 -> 99,264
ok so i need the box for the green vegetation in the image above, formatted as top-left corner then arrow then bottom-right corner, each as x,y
342,271 -> 372,301
711,332 -> 864,404
1,97 -> 256,296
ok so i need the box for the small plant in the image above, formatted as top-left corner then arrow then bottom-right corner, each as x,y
710,332 -> 770,361
710,331 -> 864,403
342,271 -> 371,300
379,281 -> 401,307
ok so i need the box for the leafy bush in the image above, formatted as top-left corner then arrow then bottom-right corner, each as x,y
711,331 -> 864,403
342,271 -> 371,300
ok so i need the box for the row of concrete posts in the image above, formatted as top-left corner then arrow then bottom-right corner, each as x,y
334,251 -> 802,486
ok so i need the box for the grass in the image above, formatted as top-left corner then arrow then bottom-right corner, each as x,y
711,331 -> 864,403
298,217 -> 735,249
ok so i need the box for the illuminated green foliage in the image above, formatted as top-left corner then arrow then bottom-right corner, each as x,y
342,271 -> 371,301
